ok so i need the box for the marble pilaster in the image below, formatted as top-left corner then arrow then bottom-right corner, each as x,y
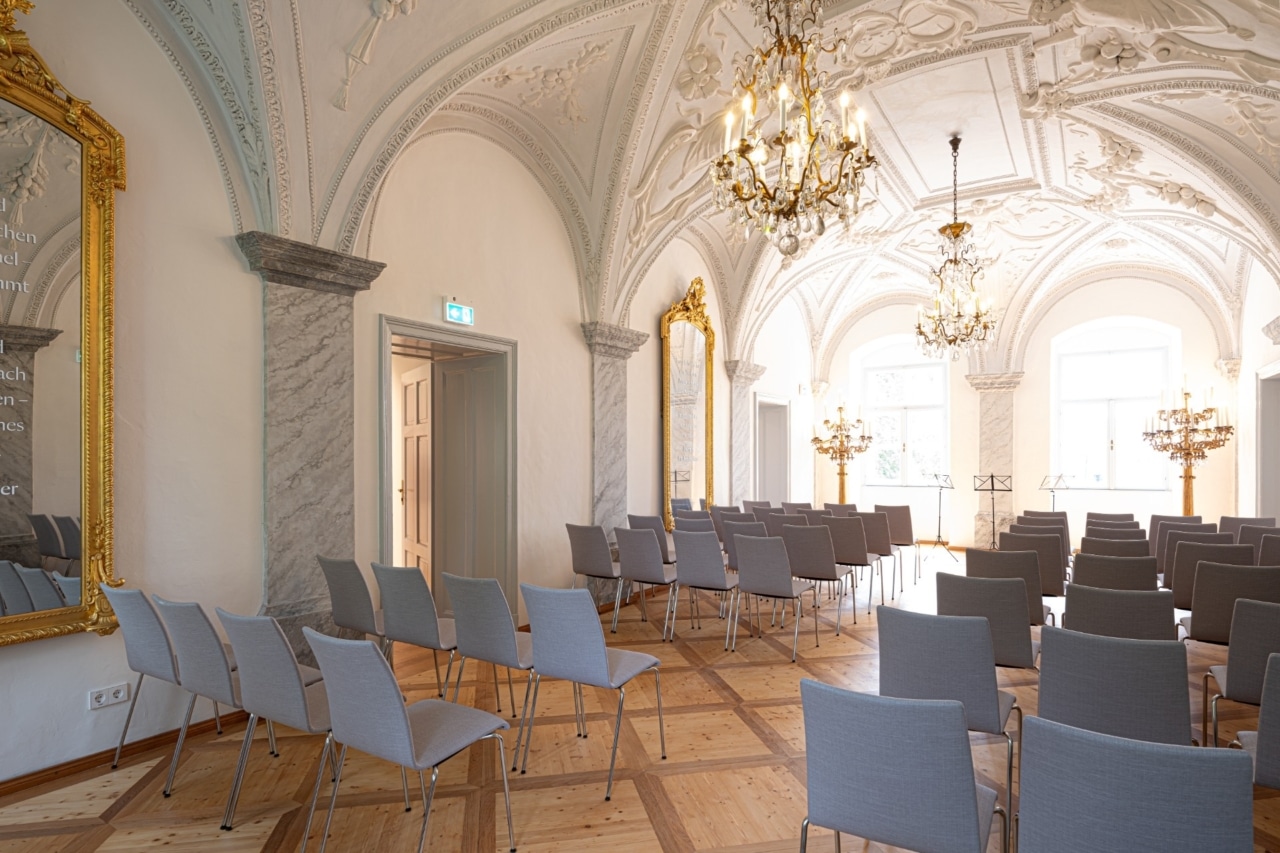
0,324 -> 60,566
237,231 -> 385,660
967,372 -> 1023,548
725,360 -> 766,506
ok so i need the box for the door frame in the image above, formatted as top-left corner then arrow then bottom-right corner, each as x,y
378,315 -> 519,597
754,393 -> 790,503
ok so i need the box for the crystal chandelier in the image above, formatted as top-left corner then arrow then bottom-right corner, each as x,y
709,0 -> 877,257
915,136 -> 995,360
1143,390 -> 1233,514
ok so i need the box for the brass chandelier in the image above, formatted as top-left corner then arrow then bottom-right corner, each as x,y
915,136 -> 995,360
1143,390 -> 1233,515
709,0 -> 877,257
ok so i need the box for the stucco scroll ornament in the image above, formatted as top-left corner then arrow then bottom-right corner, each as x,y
333,0 -> 417,111
838,0 -> 982,89
485,42 -> 609,126
1150,91 -> 1280,170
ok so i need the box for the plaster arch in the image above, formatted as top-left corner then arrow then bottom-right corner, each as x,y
814,290 -> 935,386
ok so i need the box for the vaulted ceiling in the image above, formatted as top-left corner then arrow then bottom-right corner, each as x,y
126,0 -> 1280,376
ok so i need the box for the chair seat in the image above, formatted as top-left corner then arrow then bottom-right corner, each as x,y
514,632 -> 534,670
687,572 -> 738,593
576,563 -> 621,581
1031,639 -> 1041,664
791,579 -> 816,598
1179,614 -> 1192,636
1042,604 -> 1052,623
407,698 -> 509,770
976,782 -> 998,848
299,664 -> 324,687
223,643 -> 238,671
634,564 -> 678,585
604,647 -> 660,689
1238,730 -> 1258,758
1209,664 -> 1228,697
435,617 -> 458,651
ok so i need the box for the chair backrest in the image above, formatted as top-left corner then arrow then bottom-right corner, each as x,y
751,505 -> 786,522
823,502 -> 858,517
1155,520 -> 1212,572
723,521 -> 765,572
0,561 -> 32,615
1070,553 -> 1157,590
1256,653 -> 1280,789
1169,541 -> 1252,608
1082,527 -> 1147,540
440,574 -> 523,668
673,530 -> 731,590
1163,530 -> 1232,583
1079,536 -> 1150,558
669,498 -> 693,514
797,507 -> 833,524
614,528 -> 670,585
16,566 -> 65,610
998,531 -> 1065,596
51,572 -> 80,606
1063,584 -> 1175,641
99,585 -> 177,682
627,514 -> 671,563
1017,715 -> 1254,853
800,679 -> 988,853
1261,533 -> 1280,567
1188,564 -> 1280,644
877,606 -> 1002,734
764,513 -> 806,538
936,573 -> 1035,669
52,516 -> 81,560
964,548 -> 1045,625
1220,516 -> 1276,542
1009,523 -> 1068,565
153,596 -> 238,706
303,628 -> 416,767
1087,512 -> 1135,522
372,563 -> 448,648
720,511 -> 756,525
27,513 -> 65,558
565,523 -> 615,578
218,610 -> 328,733
736,536 -> 795,599
1240,524 -> 1279,562
708,505 -> 737,542
316,556 -> 379,636
1222,599 -> 1280,705
1086,519 -> 1141,529
1038,626 -> 1189,744
822,515 -> 869,567
520,584 -> 611,688
782,524 -> 838,582
675,509 -> 711,520
781,501 -> 812,513
741,500 -> 771,511
853,511 -> 893,556
1150,514 -> 1201,556
674,517 -> 715,533
873,505 -> 915,547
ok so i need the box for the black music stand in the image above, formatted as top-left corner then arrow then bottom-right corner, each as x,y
974,474 -> 1013,550
929,474 -> 957,561
1039,474 -> 1069,511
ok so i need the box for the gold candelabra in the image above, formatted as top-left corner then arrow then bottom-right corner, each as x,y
811,406 -> 872,504
1142,390 -> 1233,515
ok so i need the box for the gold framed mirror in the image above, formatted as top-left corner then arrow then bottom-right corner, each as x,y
0,3 -> 123,646
661,278 -> 714,531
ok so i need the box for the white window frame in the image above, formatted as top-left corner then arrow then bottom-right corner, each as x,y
861,355 -> 949,488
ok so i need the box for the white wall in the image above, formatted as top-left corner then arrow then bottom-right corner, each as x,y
0,0 -> 265,782
752,296 -> 815,504
357,132 -> 590,620
1236,261 -> 1280,517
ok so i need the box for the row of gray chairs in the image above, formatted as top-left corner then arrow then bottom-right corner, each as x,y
28,512 -> 81,561
0,561 -> 78,614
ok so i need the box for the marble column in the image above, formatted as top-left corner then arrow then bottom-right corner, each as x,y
725,360 -> 766,506
967,372 -> 1023,549
0,324 -> 59,566
237,231 -> 385,660
582,321 -> 648,604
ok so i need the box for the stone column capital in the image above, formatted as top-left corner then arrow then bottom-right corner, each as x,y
581,321 -> 648,360
966,371 -> 1024,393
0,324 -> 60,351
1216,357 -> 1241,382
236,231 -> 386,296
1264,315 -> 1280,346
725,360 -> 766,384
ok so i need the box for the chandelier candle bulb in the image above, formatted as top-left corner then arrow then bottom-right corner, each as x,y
856,108 -> 867,151
724,112 -> 735,156
742,94 -> 753,140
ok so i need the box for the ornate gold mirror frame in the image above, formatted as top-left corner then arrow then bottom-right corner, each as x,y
661,278 -> 714,531
0,1 -> 123,646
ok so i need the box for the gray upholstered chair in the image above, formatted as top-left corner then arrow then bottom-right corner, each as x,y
517,584 -> 665,799
1261,533 -> 1280,566
1168,541 -> 1252,608
1062,584 -> 1175,641
303,628 -> 515,853
999,531 -> 1065,597
936,572 -> 1038,669
669,498 -> 693,514
1204,599 -> 1280,747
316,556 -> 388,654
877,606 -> 1021,808
735,534 -> 815,661
216,610 -> 331,835
1012,518 -> 1069,568
875,503 -> 918,588
1016,715 -> 1254,853
798,679 -> 1007,853
1079,536 -> 1149,558
565,523 -> 624,629
674,516 -> 715,533
1220,515 -> 1276,542
1082,527 -> 1147,540
741,500 -> 771,512
50,571 -> 80,606
820,515 -> 872,614
372,563 -> 458,697
28,513 -> 64,558
1182,563 -> 1280,645
763,512 -> 806,538
965,548 -> 1053,626
0,561 -> 33,615
720,511 -> 756,526
752,505 -> 785,522
1150,513 -> 1201,556
1070,553 -> 1157,590
1232,652 -> 1280,788
1086,512 -> 1135,522
675,509 -> 711,520
1163,530 -> 1232,588
1155,521 -> 1213,578
782,501 -> 812,513
708,505 -> 737,544
1084,519 -> 1142,529
672,529 -> 738,648
99,585 -> 182,769
853,511 -> 896,603
627,514 -> 673,563
782,523 -> 853,634
823,502 -> 858,516
797,507 -> 833,525
614,527 -> 679,640
723,520 -> 765,573
52,515 -> 81,560
1240,523 -> 1279,563
16,565 -> 65,609
1037,626 -> 1191,745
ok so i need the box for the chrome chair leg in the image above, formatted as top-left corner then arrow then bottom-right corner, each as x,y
605,687 -> 626,801
654,669 -> 667,760
511,670 -> 534,770
442,650 -> 456,701
415,766 -> 439,853
520,674 -> 542,774
451,657 -> 467,703
221,713 -> 258,830
267,719 -> 278,757
112,672 -> 146,768
401,765 -> 412,812
791,598 -> 801,662
490,734 -> 517,853
213,700 -> 223,735
799,817 -> 810,853
506,667 -> 517,718
163,692 -> 198,797
299,732 -> 332,853
492,662 -> 502,713
317,743 -> 347,853
431,649 -> 442,697
813,589 -> 820,647
610,578 -> 625,632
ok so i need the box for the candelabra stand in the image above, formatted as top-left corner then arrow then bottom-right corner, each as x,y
811,406 -> 873,505
1142,390 -> 1233,515
1039,474 -> 1069,512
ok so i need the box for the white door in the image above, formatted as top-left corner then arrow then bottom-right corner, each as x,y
756,400 -> 789,505
401,362 -> 432,571
1261,375 -> 1280,519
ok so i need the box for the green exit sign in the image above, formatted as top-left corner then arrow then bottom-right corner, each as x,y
444,300 -> 474,326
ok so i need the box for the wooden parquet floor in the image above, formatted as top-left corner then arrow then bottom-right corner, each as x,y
3,555 -> 1279,852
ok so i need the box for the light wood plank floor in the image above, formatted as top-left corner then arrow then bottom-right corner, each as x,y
2,554 -> 1278,851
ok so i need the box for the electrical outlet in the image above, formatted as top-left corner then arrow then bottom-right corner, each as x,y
88,683 -> 130,710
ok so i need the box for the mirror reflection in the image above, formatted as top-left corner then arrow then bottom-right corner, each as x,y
0,96 -> 83,618
668,321 -> 706,511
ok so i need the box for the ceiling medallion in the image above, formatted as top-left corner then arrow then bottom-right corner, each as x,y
709,0 -> 877,257
915,135 -> 995,360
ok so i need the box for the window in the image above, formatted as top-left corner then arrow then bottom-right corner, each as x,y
1052,320 -> 1177,490
859,341 -> 949,486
